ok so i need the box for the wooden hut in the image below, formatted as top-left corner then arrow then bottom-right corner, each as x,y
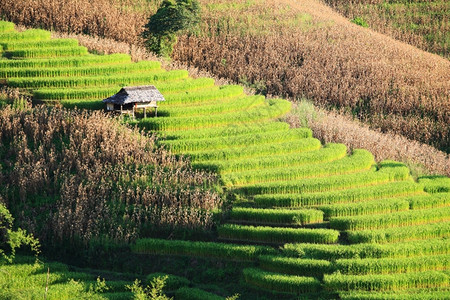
103,85 -> 165,118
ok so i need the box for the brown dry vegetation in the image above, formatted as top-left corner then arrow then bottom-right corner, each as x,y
324,0 -> 449,58
0,0 -> 149,44
174,0 -> 450,152
0,106 -> 220,246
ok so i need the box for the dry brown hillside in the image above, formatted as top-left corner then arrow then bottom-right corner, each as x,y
174,0 -> 450,152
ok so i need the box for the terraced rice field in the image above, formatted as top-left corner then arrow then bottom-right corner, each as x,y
2,21 -> 449,298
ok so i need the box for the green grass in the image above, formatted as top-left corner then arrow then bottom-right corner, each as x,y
330,206 -> 450,231
335,254 -> 450,275
228,207 -> 324,226
243,268 -> 321,294
217,224 -> 339,244
138,98 -> 292,131
131,238 -> 277,262
318,197 -> 411,219
0,38 -> 79,50
408,192 -> 450,210
7,69 -> 189,88
161,127 -> 312,153
0,53 -> 131,69
0,20 -> 15,32
161,121 -> 290,140
324,271 -> 449,291
222,149 -> 374,186
419,175 -> 450,193
245,162 -> 411,199
283,238 -> 450,260
160,84 -> 244,105
185,138 -> 321,162
347,221 -> 450,244
194,143 -> 346,174
0,256 -> 128,300
339,289 -> 450,300
2,60 -> 160,79
259,255 -> 333,278
0,29 -> 51,42
160,95 -> 266,118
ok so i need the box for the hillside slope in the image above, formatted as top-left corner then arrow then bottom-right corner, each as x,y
324,0 -> 449,58
1,0 -> 449,152
173,0 -> 450,152
1,19 -> 450,300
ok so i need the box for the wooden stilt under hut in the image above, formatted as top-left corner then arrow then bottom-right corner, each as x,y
103,85 -> 165,118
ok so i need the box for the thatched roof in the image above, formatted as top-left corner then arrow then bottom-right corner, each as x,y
103,85 -> 165,105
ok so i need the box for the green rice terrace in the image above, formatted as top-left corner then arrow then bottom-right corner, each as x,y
1,20 -> 450,299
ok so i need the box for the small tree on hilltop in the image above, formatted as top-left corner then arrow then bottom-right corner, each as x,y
142,0 -> 201,58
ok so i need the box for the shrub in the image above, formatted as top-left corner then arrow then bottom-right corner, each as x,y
351,17 -> 369,28
142,0 -> 201,57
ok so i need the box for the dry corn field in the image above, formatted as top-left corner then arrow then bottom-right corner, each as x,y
324,0 -> 449,58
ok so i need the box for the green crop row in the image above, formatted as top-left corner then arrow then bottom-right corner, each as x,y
217,224 -> 339,244
419,176 -> 450,193
34,77 -> 212,101
241,161 -> 411,197
160,85 -> 244,105
175,287 -> 224,300
195,143 -> 346,174
59,99 -> 104,110
186,138 -> 321,162
0,29 -> 51,42
7,69 -> 188,88
335,254 -> 450,275
228,207 -> 324,225
131,238 -> 276,262
1,38 -> 79,51
339,289 -> 450,300
7,46 -> 88,58
259,255 -> 333,278
347,221 -> 450,244
160,95 -> 265,118
0,21 -> 15,33
161,121 -> 290,140
0,53 -> 131,69
3,60 -> 160,79
283,238 -> 450,260
243,268 -> 321,294
155,77 -> 215,94
34,87 -> 119,101
138,99 -> 291,131
330,206 -> 450,231
253,180 -> 422,208
408,192 -> 450,210
161,127 -> 311,153
223,149 -> 374,186
318,197 -> 411,219
324,271 -> 449,291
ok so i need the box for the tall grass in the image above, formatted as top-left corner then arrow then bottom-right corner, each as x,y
0,106 -> 220,245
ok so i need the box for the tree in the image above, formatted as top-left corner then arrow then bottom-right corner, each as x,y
0,202 -> 40,263
142,0 -> 201,58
